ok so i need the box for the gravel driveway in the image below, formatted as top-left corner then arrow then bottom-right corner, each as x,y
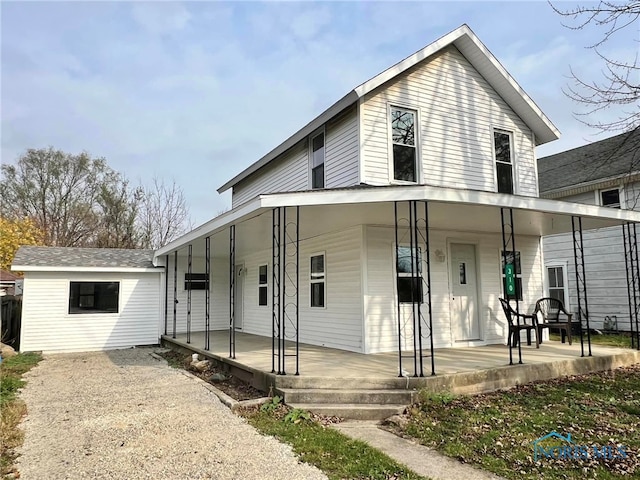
17,348 -> 326,480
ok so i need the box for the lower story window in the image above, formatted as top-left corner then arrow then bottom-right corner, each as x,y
69,281 -> 119,314
258,264 -> 268,306
310,253 -> 325,308
547,265 -> 567,305
397,246 -> 423,303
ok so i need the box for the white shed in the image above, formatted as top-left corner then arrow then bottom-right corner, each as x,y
12,246 -> 162,353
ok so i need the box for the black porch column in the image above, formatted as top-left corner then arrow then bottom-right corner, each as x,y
501,207 -> 522,365
229,225 -> 236,359
186,244 -> 192,344
205,236 -> 211,351
164,254 -> 169,336
622,222 -> 640,350
172,250 -> 178,339
572,216 -> 592,357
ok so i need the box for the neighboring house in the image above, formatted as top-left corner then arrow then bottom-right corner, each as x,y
153,24 -> 639,373
0,269 -> 21,296
539,129 -> 640,332
12,246 -> 162,352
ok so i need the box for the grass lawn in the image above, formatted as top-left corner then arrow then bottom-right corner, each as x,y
398,364 -> 640,480
240,401 -> 428,480
0,352 -> 42,479
550,332 -> 635,348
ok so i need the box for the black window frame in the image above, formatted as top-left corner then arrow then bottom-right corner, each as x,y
184,273 -> 209,291
600,188 -> 621,208
258,264 -> 268,306
69,281 -> 120,314
310,131 -> 325,189
390,106 -> 417,183
396,245 -> 423,304
494,129 -> 514,194
310,253 -> 326,308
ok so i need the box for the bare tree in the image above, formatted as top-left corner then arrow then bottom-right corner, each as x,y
551,1 -> 640,132
138,177 -> 192,249
0,148 -> 111,246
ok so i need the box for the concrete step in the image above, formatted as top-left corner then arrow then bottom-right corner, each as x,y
275,376 -> 414,390
289,403 -> 406,421
278,388 -> 416,405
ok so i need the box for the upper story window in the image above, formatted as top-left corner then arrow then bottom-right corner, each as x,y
600,188 -> 621,208
494,129 -> 514,194
311,132 -> 325,189
391,106 -> 417,182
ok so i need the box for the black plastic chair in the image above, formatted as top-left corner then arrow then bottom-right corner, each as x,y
499,298 -> 539,348
534,297 -> 578,345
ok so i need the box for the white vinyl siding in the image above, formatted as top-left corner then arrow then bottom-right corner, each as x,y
543,226 -> 630,331
232,106 -> 359,207
364,226 -> 542,353
232,141 -> 308,208
165,254 -> 229,335
238,226 -> 363,352
325,105 -> 359,188
561,191 -> 598,205
20,271 -> 161,353
361,46 -> 537,196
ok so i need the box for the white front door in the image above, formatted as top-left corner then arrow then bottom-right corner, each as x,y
234,265 -> 244,330
450,243 -> 480,341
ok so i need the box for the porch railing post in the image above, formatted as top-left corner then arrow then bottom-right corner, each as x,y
500,208 -> 520,365
623,223 -> 636,349
420,200 -> 436,376
408,200 -> 418,377
272,208 -> 281,374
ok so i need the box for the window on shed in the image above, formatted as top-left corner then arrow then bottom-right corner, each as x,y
494,130 -> 514,194
69,282 -> 119,314
390,107 -> 417,182
311,132 -> 325,189
184,273 -> 209,290
600,189 -> 621,208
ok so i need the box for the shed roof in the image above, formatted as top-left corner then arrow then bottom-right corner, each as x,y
538,129 -> 640,195
217,24 -> 560,194
12,246 -> 156,271
0,269 -> 21,282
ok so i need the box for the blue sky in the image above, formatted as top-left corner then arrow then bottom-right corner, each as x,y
1,1 -> 636,225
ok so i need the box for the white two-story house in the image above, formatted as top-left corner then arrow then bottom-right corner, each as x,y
155,25 -> 639,374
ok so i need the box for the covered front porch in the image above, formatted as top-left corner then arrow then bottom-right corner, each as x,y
155,184 -> 640,380
162,331 -> 640,393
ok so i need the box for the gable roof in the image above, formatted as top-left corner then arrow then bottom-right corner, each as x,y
218,24 -> 560,194
12,246 -> 156,271
538,129 -> 640,196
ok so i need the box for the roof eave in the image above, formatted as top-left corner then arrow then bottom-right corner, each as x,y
12,266 -> 161,273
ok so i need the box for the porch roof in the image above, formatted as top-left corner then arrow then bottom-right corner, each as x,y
155,184 -> 640,258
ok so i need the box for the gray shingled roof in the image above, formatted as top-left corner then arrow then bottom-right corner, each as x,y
538,129 -> 640,194
12,246 -> 155,269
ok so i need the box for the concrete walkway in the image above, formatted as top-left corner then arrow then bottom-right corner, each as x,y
333,421 -> 504,480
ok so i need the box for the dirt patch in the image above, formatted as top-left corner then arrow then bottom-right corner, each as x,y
158,349 -> 265,401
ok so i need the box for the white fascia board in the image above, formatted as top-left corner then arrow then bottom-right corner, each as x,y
217,91 -> 359,193
12,266 -> 162,273
154,197 -> 263,257
258,186 -> 640,223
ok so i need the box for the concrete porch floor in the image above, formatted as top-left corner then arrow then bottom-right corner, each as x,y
162,330 -> 635,379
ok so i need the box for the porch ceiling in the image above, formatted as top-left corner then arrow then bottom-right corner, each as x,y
158,185 -> 640,258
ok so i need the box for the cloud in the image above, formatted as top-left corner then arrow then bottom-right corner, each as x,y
130,2 -> 191,35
